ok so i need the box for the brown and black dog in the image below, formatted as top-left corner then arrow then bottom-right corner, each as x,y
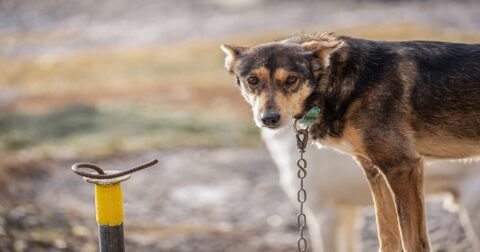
221,33 -> 480,252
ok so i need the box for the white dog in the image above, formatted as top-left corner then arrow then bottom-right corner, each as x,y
262,123 -> 480,252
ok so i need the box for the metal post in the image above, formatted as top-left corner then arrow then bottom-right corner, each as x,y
72,160 -> 158,252
88,172 -> 129,252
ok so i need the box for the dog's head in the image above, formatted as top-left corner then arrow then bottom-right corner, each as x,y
221,36 -> 343,129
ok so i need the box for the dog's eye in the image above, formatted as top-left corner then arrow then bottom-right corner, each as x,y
286,75 -> 298,85
247,76 -> 259,85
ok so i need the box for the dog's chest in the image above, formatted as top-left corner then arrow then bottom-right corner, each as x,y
314,137 -> 356,156
313,121 -> 364,157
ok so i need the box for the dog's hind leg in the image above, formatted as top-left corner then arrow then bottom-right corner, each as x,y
458,179 -> 480,251
357,158 -> 402,252
380,156 -> 431,252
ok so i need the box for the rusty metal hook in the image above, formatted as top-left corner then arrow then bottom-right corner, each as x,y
72,159 -> 158,179
293,119 -> 309,134
293,119 -> 309,150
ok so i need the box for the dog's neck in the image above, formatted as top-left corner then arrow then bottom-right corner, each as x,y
309,37 -> 369,140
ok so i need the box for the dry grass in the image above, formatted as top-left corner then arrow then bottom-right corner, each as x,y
0,43 -> 242,113
1,22 -> 478,159
2,22 -> 478,113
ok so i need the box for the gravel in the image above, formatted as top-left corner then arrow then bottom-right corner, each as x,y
0,147 -> 475,251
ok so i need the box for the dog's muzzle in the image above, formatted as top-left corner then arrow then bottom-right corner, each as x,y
260,111 -> 281,128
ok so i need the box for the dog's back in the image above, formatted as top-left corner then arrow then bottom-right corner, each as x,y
323,37 -> 480,159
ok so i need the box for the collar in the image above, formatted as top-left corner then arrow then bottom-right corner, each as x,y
299,106 -> 321,126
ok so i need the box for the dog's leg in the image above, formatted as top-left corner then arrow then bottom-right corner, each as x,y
459,206 -> 480,251
308,205 -> 339,252
357,158 -> 402,252
380,156 -> 430,252
337,206 -> 360,252
458,180 -> 480,250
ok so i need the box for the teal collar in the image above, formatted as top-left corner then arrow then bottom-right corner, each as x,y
299,106 -> 320,126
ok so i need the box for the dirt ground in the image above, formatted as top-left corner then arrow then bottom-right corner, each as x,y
0,147 -> 475,252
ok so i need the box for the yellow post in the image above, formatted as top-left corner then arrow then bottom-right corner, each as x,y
72,159 -> 158,252
86,171 -> 130,252
95,183 -> 124,226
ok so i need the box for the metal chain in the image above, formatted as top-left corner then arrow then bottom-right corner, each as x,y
294,119 -> 309,252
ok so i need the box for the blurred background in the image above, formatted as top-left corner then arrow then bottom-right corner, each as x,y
1,0 -> 479,251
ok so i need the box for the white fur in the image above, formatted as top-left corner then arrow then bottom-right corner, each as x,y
220,44 -> 236,71
314,139 -> 354,156
261,122 -> 480,252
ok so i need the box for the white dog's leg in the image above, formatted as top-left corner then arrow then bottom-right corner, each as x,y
459,207 -> 480,251
458,181 -> 480,251
337,207 -> 360,252
309,205 -> 339,252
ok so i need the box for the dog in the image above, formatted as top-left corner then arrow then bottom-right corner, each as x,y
221,33 -> 480,251
262,123 -> 480,252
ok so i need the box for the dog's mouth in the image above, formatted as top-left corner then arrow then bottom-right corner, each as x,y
262,124 -> 282,129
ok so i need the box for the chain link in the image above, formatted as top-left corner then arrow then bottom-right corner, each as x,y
294,119 -> 309,252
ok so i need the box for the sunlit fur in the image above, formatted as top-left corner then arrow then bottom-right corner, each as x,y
222,33 -> 480,252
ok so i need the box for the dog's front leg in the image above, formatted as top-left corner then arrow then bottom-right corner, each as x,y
380,156 -> 430,252
357,158 -> 401,252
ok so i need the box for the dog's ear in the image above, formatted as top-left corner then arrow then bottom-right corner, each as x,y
302,40 -> 344,69
220,44 -> 248,73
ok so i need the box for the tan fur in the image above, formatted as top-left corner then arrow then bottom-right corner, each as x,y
256,92 -> 270,114
283,32 -> 341,45
273,91 -> 289,124
291,84 -> 313,118
417,135 -> 480,160
252,66 -> 270,80
326,100 -> 368,158
273,68 -> 289,82
357,158 -> 402,252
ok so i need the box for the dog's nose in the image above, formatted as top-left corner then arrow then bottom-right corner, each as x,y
260,111 -> 281,127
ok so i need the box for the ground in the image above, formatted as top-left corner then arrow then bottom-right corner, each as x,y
0,148 -> 475,252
